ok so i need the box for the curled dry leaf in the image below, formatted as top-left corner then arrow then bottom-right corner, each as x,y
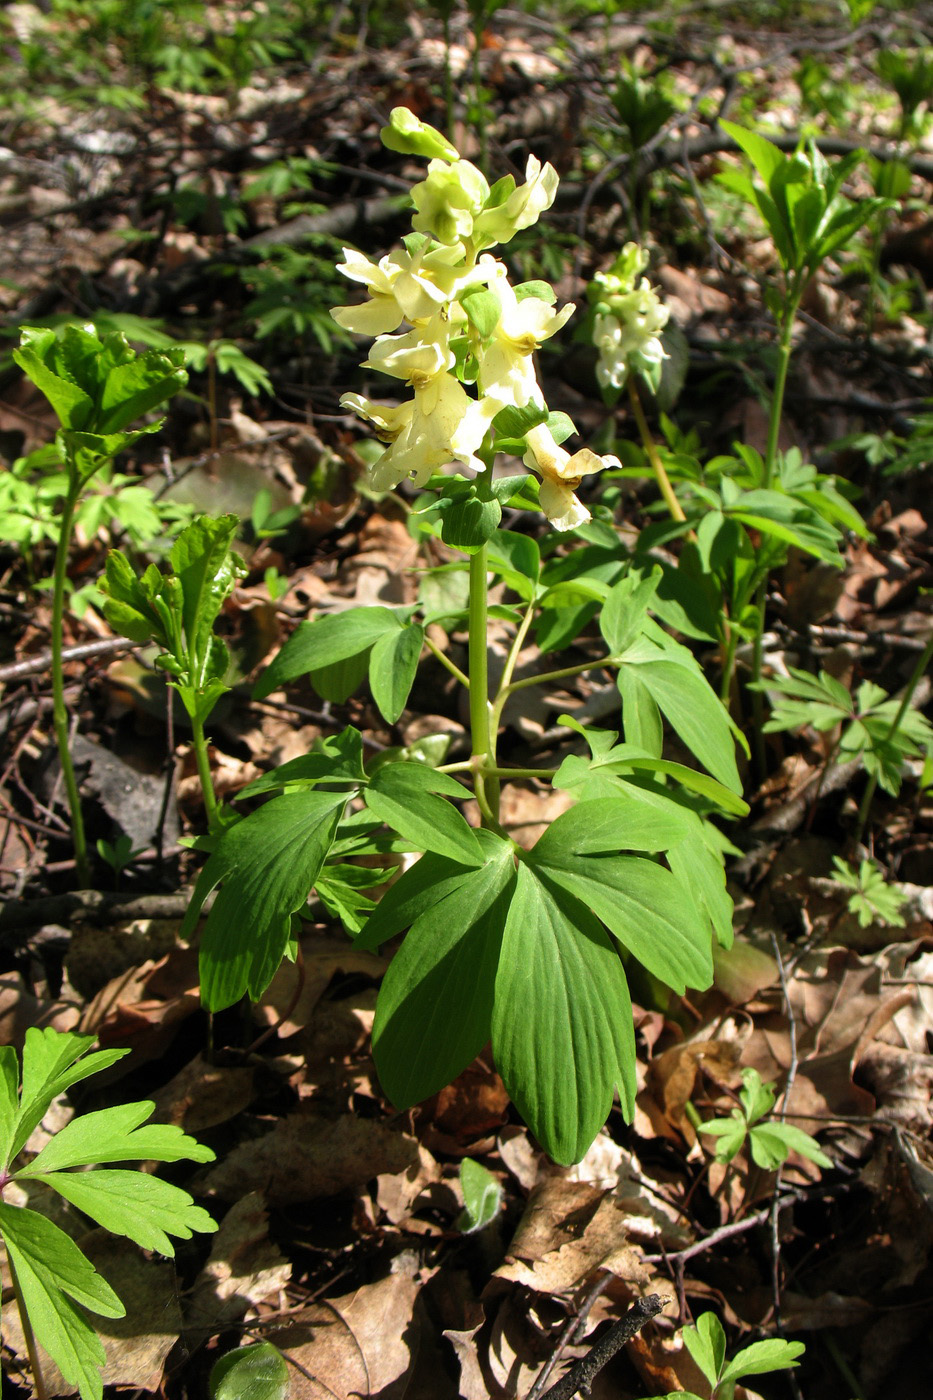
255,936 -> 385,1038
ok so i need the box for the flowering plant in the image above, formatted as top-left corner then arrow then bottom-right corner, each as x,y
183,109 -> 747,1166
588,242 -> 670,395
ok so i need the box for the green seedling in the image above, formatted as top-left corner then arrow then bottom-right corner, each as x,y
609,62 -> 678,233
878,48 -> 933,143
758,654 -> 933,837
698,1067 -> 831,1171
0,1027 -> 216,1400
830,856 -> 907,929
659,1311 -> 805,1400
264,565 -> 290,602
100,512 -> 247,827
210,1341 -> 289,1400
12,323 -> 187,885
95,834 -> 145,884
457,1157 -> 502,1233
251,488 -> 300,543
180,109 -> 749,1168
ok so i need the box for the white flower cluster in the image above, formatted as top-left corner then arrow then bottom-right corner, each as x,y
331,109 -> 618,531
589,243 -> 669,394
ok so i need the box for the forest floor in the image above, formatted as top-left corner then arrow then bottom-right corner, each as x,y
2,3 -> 933,1398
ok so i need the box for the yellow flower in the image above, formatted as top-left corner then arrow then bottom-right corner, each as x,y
523,424 -> 619,531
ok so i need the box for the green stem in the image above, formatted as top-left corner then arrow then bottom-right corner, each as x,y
854,629 -> 933,845
8,1253 -> 48,1400
627,376 -> 686,525
51,481 -> 90,887
502,653 -> 618,700
468,545 -> 499,825
752,301 -> 799,775
424,632 -> 470,689
191,713 -> 219,827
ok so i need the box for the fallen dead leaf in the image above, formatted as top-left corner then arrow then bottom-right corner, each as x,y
200,1111 -> 420,1205
266,1254 -> 422,1400
186,1191 -> 291,1334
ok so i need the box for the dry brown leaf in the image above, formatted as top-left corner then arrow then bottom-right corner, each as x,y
495,1177 -> 651,1295
266,1256 -> 422,1400
80,947 -> 201,1064
647,1039 -> 742,1136
149,1052 -> 256,1133
375,1142 -> 442,1226
255,937 -> 385,1037
186,1191 -> 291,1333
0,971 -> 78,1048
200,1111 -> 420,1205
416,1055 -> 511,1154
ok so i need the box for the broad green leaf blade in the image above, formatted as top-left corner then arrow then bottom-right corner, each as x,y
355,848 -> 490,950
683,1312 -> 727,1387
599,568 -> 660,656
0,1201 -> 124,1318
13,327 -> 94,429
182,790 -> 346,1009
11,1030 -> 130,1164
210,1342 -> 290,1400
98,343 -> 187,433
368,623 -> 424,723
238,725 -> 366,797
533,795 -> 691,859
620,635 -> 742,792
492,863 -> 636,1164
458,1157 -> 503,1232
364,762 -> 483,865
0,1045 -> 19,1167
170,514 -> 242,682
38,1170 -> 216,1257
253,608 -> 404,699
373,844 -> 515,1107
667,824 -> 735,949
529,850 -> 712,993
719,1338 -> 805,1386
25,1102 -> 215,1172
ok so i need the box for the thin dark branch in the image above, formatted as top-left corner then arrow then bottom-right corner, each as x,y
534,1295 -> 666,1400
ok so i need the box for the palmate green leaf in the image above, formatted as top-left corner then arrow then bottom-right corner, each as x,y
9,1029 -> 130,1167
373,839 -> 515,1107
748,1122 -> 831,1170
493,862 -> 636,1165
667,824 -> 735,949
738,1067 -> 775,1125
314,866 -> 379,936
363,762 -> 482,865
36,1170 -> 217,1256
23,1101 -> 216,1172
527,840 -> 713,993
182,790 -> 346,1009
0,1201 -> 123,1400
309,649 -> 370,703
699,1113 -> 748,1163
253,606 -> 407,700
97,344 -> 187,433
368,622 -> 424,723
487,529 -> 541,599
210,1341 -> 290,1400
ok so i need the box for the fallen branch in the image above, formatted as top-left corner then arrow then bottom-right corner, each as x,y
534,1294 -> 666,1400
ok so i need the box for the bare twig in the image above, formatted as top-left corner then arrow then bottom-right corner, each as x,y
526,1272 -> 613,1400
0,637 -> 132,685
533,1295 -> 666,1400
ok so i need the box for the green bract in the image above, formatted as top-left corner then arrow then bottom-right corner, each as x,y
0,1029 -> 215,1400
